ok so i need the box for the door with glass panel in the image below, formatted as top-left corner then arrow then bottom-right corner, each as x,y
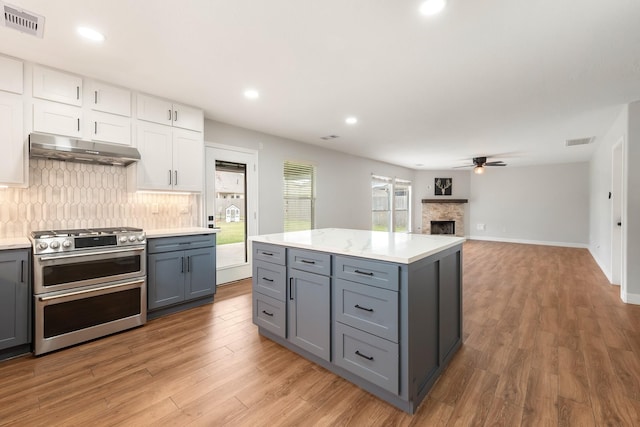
205,145 -> 257,284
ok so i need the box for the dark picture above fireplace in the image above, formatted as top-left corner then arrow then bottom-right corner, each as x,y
435,178 -> 452,195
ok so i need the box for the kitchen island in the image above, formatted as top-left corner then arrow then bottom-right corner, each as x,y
249,228 -> 464,414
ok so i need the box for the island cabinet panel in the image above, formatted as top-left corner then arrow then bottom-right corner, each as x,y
334,278 -> 398,342
287,269 -> 331,361
253,242 -> 286,265
439,250 -> 462,363
253,260 -> 286,301
287,248 -> 331,275
334,321 -> 399,394
253,293 -> 286,338
251,232 -> 463,415
334,256 -> 399,291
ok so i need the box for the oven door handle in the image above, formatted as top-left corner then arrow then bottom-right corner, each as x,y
38,279 -> 145,302
39,247 -> 145,261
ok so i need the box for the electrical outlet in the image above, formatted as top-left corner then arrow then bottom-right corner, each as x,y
151,204 -> 159,214
180,205 -> 190,214
476,223 -> 485,231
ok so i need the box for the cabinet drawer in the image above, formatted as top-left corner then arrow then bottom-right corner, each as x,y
334,256 -> 399,291
253,260 -> 286,301
148,234 -> 215,254
253,293 -> 286,339
253,243 -> 286,265
333,322 -> 398,394
288,248 -> 331,276
334,278 -> 398,342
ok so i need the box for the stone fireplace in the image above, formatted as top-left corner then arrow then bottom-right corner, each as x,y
422,199 -> 468,237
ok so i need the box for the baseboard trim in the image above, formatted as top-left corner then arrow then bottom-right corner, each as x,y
468,235 -> 588,249
624,292 -> 640,305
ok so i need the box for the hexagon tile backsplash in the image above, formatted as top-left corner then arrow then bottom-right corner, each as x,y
0,159 -> 200,238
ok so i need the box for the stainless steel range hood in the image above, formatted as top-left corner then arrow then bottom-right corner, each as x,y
29,133 -> 141,166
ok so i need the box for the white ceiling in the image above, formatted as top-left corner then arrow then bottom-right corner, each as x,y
2,0 -> 640,169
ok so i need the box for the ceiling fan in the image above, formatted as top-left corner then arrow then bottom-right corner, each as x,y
455,156 -> 507,174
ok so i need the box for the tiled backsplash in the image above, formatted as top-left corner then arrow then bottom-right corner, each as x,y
0,159 -> 200,238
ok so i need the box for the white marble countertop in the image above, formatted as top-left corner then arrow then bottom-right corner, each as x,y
146,227 -> 219,238
249,228 -> 465,264
0,237 -> 31,251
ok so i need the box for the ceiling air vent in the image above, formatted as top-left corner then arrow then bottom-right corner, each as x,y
320,135 -> 339,141
2,3 -> 45,38
565,137 -> 594,147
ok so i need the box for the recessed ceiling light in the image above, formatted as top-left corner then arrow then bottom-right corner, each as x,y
345,117 -> 358,125
419,0 -> 447,16
77,26 -> 105,42
244,89 -> 260,99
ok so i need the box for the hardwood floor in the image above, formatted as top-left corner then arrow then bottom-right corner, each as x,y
2,240 -> 640,426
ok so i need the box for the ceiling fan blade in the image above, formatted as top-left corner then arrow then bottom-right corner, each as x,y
453,164 -> 475,168
486,162 -> 507,166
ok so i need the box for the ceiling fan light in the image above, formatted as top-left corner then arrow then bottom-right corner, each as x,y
474,165 -> 484,175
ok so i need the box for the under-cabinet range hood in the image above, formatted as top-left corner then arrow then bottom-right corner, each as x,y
29,133 -> 141,166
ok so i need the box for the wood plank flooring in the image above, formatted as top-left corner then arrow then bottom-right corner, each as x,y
2,240 -> 640,425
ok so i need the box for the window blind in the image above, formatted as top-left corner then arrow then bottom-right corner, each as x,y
284,161 -> 315,232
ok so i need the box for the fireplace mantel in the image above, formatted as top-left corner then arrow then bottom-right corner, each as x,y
421,199 -> 468,204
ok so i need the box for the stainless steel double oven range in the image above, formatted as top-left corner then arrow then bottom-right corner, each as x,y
30,227 -> 147,355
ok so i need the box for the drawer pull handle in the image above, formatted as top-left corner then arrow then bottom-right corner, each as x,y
262,310 -> 274,317
301,259 -> 316,264
262,277 -> 274,282
355,350 -> 374,361
354,270 -> 374,276
355,304 -> 374,312
262,252 -> 273,256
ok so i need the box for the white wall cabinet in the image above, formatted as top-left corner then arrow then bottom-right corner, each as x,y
136,93 -> 203,132
88,111 -> 131,145
32,66 -> 82,106
0,92 -> 25,185
133,121 -> 202,191
88,81 -> 131,117
0,56 -> 23,94
33,100 -> 82,138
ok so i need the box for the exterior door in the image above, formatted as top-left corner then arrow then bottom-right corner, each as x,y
205,144 -> 257,284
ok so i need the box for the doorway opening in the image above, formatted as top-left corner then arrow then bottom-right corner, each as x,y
611,138 -> 624,295
205,144 -> 258,285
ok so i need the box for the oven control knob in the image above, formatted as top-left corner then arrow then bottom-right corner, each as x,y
119,236 -> 128,243
129,235 -> 137,242
62,240 -> 72,248
137,235 -> 145,242
50,241 -> 60,249
38,242 -> 48,250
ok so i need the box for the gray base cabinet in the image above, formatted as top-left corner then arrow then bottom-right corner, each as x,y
147,234 -> 216,318
252,241 -> 463,414
0,249 -> 31,360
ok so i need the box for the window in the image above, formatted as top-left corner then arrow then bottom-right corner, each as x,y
284,161 -> 315,232
371,175 -> 412,233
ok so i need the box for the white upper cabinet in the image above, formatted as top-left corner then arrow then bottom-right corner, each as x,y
89,111 -> 131,145
131,121 -> 203,192
0,55 -> 23,94
33,100 -> 82,138
88,81 -> 131,117
0,92 -> 25,185
171,102 -> 203,132
32,65 -> 82,106
136,93 -> 203,132
172,128 -> 203,192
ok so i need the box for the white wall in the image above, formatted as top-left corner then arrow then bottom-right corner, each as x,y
412,170 -> 471,234
469,163 -> 589,246
626,102 -> 640,302
204,120 -> 415,234
588,106 -> 627,280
